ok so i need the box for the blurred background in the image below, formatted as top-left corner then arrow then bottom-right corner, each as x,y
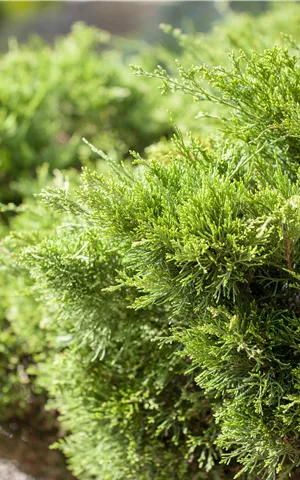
0,1 -> 269,48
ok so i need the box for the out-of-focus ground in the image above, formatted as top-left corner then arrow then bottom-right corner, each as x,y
0,412 -> 75,480
0,461 -> 34,480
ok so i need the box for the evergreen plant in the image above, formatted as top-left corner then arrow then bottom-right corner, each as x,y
4,3 -> 300,479
0,21 -> 197,420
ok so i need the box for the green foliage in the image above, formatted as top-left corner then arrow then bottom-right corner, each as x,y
18,216 -> 222,479
76,37 -> 300,478
161,2 -> 300,66
0,21 -> 196,422
0,167 -> 71,420
20,32 -> 300,480
0,22 -> 183,204
6,3 -> 300,479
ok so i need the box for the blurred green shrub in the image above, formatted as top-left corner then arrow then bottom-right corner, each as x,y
0,22 -> 185,204
0,2 -> 54,24
0,166 -> 73,420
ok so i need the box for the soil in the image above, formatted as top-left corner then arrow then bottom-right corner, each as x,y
0,403 -> 75,480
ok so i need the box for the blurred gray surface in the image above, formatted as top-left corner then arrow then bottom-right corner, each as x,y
0,2 -> 161,44
0,460 -> 35,480
0,1 -> 270,51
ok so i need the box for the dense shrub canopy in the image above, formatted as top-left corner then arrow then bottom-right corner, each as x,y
0,21 -> 197,421
4,3 -> 300,480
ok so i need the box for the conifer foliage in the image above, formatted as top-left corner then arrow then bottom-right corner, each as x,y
0,22 -> 181,204
4,3 -> 300,480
